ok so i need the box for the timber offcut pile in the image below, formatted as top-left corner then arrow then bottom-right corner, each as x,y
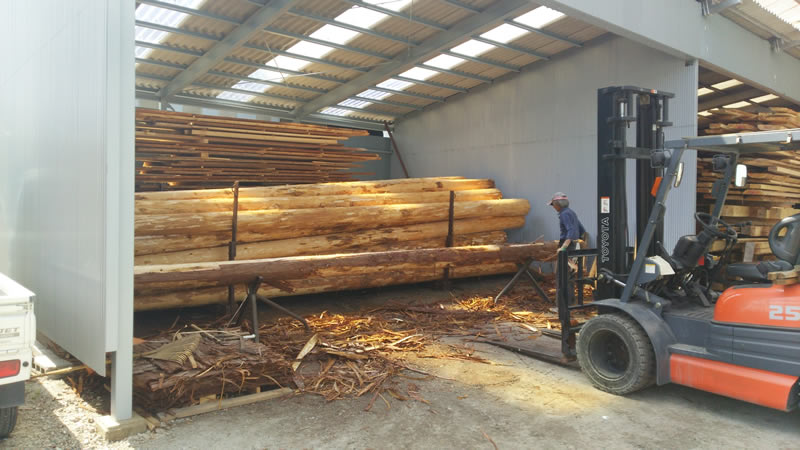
134,177 -> 536,311
700,106 -> 800,135
135,109 -> 379,191
698,109 -> 800,261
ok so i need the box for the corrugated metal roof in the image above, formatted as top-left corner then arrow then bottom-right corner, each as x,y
720,0 -> 800,60
135,0 -> 609,127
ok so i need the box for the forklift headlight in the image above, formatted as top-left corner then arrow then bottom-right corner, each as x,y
674,162 -> 684,188
734,164 -> 748,188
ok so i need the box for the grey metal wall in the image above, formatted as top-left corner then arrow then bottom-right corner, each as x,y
392,35 -> 697,250
343,135 -> 392,181
0,0 -> 134,417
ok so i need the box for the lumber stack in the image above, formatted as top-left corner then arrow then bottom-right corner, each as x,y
700,107 -> 800,135
697,108 -> 800,261
135,109 -> 379,191
134,177 -> 535,311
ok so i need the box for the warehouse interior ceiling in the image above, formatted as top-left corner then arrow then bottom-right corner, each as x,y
134,0 -> 608,130
696,65 -> 800,131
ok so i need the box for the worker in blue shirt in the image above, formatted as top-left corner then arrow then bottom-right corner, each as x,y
547,192 -> 586,255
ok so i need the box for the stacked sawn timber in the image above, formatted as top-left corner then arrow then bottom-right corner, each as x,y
701,106 -> 800,135
698,108 -> 800,260
135,109 -> 379,191
135,177 -> 533,311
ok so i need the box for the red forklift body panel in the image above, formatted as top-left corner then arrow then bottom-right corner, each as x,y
670,354 -> 798,411
714,284 -> 800,328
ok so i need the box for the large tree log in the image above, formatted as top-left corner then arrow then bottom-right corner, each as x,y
135,199 -> 530,236
136,245 -> 510,294
135,177 -> 494,201
134,262 -> 518,311
135,243 -> 555,288
134,188 -> 502,215
134,215 -> 520,261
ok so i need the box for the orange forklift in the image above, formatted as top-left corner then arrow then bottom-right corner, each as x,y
547,87 -> 800,411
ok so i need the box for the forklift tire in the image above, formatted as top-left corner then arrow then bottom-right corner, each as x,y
577,313 -> 656,395
0,406 -> 17,438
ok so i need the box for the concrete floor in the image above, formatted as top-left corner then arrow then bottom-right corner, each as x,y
124,339 -> 799,449
100,278 -> 800,447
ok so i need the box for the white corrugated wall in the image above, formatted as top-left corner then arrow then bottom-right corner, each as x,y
391,35 -> 698,251
0,0 -> 134,418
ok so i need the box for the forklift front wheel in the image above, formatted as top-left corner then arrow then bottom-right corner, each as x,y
577,313 -> 656,395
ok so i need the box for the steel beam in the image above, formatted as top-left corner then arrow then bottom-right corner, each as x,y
190,81 -> 303,104
135,57 -> 187,70
287,9 -> 420,47
135,20 -> 220,41
441,50 -> 520,71
534,0 -> 800,104
207,70 -> 327,93
471,35 -> 550,60
394,75 -> 469,93
222,56 -> 346,84
135,40 -> 204,56
293,0 -> 534,119
341,0 -> 448,31
369,86 -> 445,102
441,0 -> 482,14
505,19 -> 582,47
263,27 -> 393,60
136,88 -> 388,130
418,64 -> 493,82
320,103 -> 397,116
352,96 -> 423,110
158,0 -> 299,101
240,43 -> 369,72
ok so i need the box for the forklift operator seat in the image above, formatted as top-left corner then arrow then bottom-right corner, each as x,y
726,213 -> 800,282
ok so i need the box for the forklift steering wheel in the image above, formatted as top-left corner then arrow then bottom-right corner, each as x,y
695,212 -> 737,240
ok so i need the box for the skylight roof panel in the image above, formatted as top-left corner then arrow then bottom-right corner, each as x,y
320,107 -> 352,117
249,68 -> 286,82
697,87 -> 714,96
339,99 -> 372,109
287,41 -> 335,59
698,111 -> 712,117
711,79 -> 742,90
424,54 -> 465,70
231,81 -> 269,92
399,67 -> 438,81
451,39 -> 496,57
135,26 -> 168,44
358,89 -> 392,100
723,101 -> 751,108
135,46 -> 153,58
217,91 -> 255,102
514,6 -> 565,29
266,56 -> 309,72
310,24 -> 361,46
480,24 -> 529,44
377,78 -> 415,90
336,6 -> 389,29
750,93 -> 779,103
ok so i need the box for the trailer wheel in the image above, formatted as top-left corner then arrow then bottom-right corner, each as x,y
577,313 -> 655,395
0,406 -> 17,438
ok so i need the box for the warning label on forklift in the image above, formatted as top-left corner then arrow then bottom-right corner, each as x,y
600,197 -> 610,214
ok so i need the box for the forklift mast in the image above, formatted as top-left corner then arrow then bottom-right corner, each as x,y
596,87 -> 674,299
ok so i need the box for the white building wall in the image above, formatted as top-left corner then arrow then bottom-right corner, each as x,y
392,35 -> 697,250
0,0 -> 134,418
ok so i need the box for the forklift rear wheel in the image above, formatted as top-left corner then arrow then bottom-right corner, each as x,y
577,313 -> 655,395
0,406 -> 17,438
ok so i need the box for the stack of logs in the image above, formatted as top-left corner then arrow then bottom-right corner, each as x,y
135,109 -> 380,191
698,108 -> 800,261
134,177 -> 535,311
